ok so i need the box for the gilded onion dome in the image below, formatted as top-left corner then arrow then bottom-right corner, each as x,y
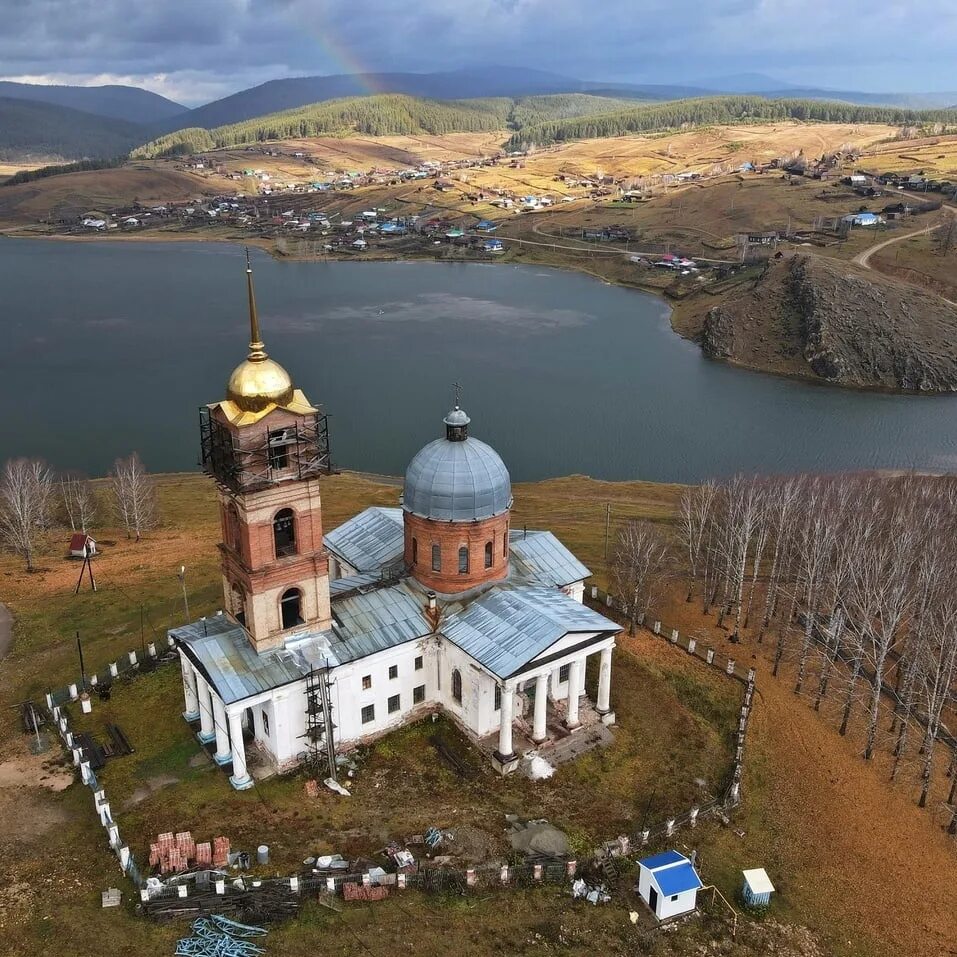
217,251 -> 315,425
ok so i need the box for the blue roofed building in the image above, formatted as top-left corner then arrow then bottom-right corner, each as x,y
171,261 -> 620,786
637,850 -> 704,921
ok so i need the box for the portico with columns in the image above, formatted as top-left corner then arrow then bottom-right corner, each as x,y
489,636 -> 617,773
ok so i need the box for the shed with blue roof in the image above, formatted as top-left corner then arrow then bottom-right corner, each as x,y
637,850 -> 703,920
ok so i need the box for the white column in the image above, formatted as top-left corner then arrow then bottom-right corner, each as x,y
228,710 -> 253,790
181,656 -> 199,721
196,675 -> 215,743
566,659 -> 582,729
532,673 -> 548,743
497,685 -> 515,760
597,646 -> 613,714
212,694 -> 232,765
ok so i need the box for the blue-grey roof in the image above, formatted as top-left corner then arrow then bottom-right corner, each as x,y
641,850 -> 687,871
403,435 -> 512,522
440,584 -> 617,679
654,862 -> 702,897
329,580 -> 433,663
325,507 -> 404,573
330,572 -> 384,596
173,614 -> 308,705
510,530 -> 591,588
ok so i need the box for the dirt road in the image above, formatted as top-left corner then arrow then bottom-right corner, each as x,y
852,222 -> 942,269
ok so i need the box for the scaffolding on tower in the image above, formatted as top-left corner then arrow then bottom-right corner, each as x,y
303,661 -> 337,783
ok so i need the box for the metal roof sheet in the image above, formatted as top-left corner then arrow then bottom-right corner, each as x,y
329,580 -> 432,664
441,584 -> 617,679
173,614 -> 309,705
510,530 -> 591,588
653,862 -> 702,897
330,572 -> 383,596
641,850 -> 687,870
403,434 -> 512,522
325,507 -> 404,573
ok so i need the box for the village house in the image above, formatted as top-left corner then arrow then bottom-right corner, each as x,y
171,259 -> 620,787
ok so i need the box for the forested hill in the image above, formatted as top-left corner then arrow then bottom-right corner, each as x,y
505,96 -> 957,149
0,80 -> 184,124
0,97 -> 145,163
132,93 -> 639,158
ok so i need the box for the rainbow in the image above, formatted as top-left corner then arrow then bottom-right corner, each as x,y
288,13 -> 383,96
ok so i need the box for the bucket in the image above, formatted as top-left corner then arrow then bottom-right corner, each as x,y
257,844 -> 269,865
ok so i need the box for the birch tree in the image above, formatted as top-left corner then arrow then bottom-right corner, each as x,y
60,473 -> 98,534
110,453 -> 158,542
676,481 -> 717,602
612,520 -> 673,636
0,458 -> 55,571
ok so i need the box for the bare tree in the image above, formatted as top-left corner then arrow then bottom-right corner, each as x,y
60,473 -> 98,534
0,458 -> 55,571
676,481 -> 717,602
914,591 -> 957,807
110,453 -> 158,541
612,520 -> 673,636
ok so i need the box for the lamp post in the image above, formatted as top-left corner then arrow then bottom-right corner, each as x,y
178,565 -> 190,623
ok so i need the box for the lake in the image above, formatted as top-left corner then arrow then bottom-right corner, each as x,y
2,237 -> 957,484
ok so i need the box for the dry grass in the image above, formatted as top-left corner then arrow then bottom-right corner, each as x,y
859,133 -> 957,177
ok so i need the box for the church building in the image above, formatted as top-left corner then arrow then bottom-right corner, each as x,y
171,258 -> 620,787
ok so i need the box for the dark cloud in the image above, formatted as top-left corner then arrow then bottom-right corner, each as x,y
0,0 -> 954,105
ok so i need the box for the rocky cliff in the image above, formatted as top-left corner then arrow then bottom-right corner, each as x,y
702,255 -> 957,391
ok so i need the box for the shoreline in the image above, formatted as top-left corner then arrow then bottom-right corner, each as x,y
2,227 -> 953,398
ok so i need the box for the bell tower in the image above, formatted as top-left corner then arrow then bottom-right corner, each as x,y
199,252 -> 333,653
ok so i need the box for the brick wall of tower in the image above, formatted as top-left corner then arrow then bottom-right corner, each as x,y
403,511 -> 509,594
209,402 -> 332,654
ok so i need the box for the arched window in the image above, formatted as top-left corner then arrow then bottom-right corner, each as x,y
227,504 -> 242,553
280,587 -> 303,629
484,540 -> 493,569
451,668 -> 462,704
503,522 -> 509,558
232,585 -> 246,627
431,544 -> 441,572
412,537 -> 418,565
458,546 -> 469,574
273,508 -> 296,557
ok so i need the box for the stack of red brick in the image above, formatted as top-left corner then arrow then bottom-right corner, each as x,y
148,831 -> 230,874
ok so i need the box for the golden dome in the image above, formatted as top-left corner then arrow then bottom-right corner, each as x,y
226,356 -> 295,412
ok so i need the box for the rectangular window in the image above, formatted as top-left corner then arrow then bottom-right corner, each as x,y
267,428 -> 294,470
494,684 -> 501,711
362,675 -> 372,690
412,538 -> 418,565
261,710 -> 270,736
388,694 -> 401,714
670,894 -> 679,902
414,655 -> 423,671
361,704 -> 375,724
413,684 -> 425,704
559,663 -> 571,684
458,546 -> 469,574
431,544 -> 441,572
389,664 -> 398,680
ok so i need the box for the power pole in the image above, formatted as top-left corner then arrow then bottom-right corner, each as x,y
604,504 -> 612,560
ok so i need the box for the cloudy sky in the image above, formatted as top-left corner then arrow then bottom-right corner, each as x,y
1,0 -> 955,106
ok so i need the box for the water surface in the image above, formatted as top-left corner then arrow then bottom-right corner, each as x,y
2,238 -> 956,483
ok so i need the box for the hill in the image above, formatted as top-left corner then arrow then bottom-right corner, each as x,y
0,80 -> 184,124
504,95 -> 957,149
149,66 -> 589,134
0,97 -> 144,163
132,94 -> 522,158
702,254 -> 957,391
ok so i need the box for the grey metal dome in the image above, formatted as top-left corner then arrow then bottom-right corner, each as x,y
403,408 -> 512,522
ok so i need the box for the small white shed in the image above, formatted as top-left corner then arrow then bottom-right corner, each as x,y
636,850 -> 703,921
69,533 -> 96,559
742,868 -> 775,908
